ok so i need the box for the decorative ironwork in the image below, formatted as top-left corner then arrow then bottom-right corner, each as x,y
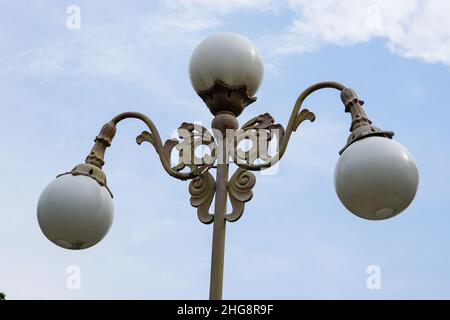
292,108 -> 316,132
232,113 -> 285,166
231,82 -> 353,171
137,121 -> 217,176
225,168 -> 256,222
189,172 -> 215,224
197,81 -> 257,117
231,107 -> 315,170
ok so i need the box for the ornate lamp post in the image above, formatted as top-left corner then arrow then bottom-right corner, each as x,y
37,33 -> 419,300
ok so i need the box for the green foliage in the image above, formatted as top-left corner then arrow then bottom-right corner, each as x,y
0,292 -> 5,300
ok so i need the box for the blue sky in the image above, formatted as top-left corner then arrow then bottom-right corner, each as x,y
1,0 -> 450,299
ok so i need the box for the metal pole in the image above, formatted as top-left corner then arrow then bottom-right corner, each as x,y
208,112 -> 238,300
209,162 -> 228,300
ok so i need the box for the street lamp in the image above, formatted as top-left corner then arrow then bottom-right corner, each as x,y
37,32 -> 419,299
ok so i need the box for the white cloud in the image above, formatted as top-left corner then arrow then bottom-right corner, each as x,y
164,0 -> 277,15
5,35 -> 138,81
11,43 -> 68,80
148,0 -> 278,33
269,0 -> 450,67
145,12 -> 220,33
8,0 -> 450,85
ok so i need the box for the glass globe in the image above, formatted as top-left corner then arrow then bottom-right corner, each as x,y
37,174 -> 114,249
189,32 -> 264,96
334,136 -> 419,220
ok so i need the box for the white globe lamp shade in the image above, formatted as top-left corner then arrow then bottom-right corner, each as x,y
37,174 -> 114,249
334,136 -> 419,220
189,32 -> 264,96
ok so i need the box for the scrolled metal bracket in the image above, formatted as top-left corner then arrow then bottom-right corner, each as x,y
232,113 -> 285,167
230,81 -> 395,171
292,108 -> 316,132
189,171 -> 215,224
231,108 -> 315,171
99,111 -> 215,181
137,121 -> 217,177
225,168 -> 256,222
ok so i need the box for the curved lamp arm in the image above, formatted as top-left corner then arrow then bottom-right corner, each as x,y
280,81 -> 345,157
232,81 -> 393,171
80,111 -> 212,183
